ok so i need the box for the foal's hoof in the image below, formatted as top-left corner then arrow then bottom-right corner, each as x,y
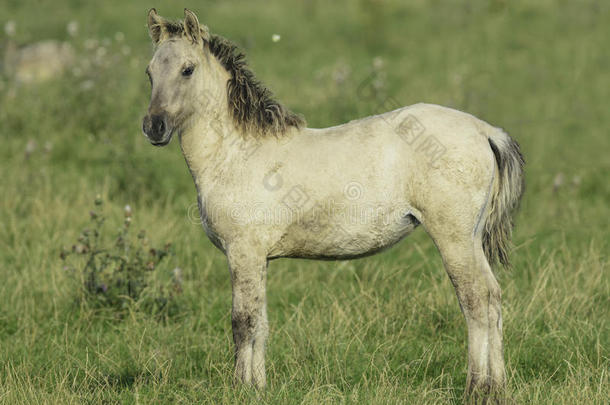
465,385 -> 509,405
233,372 -> 266,392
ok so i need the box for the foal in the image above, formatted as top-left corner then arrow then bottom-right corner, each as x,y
142,9 -> 524,402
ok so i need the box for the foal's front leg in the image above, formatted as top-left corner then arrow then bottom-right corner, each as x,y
227,245 -> 268,389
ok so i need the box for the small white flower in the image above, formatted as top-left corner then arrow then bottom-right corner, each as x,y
271,34 -> 281,43
372,56 -> 384,70
572,175 -> 581,187
66,21 -> 78,37
4,20 -> 16,37
84,38 -> 98,50
80,80 -> 94,91
553,172 -> 564,191
114,31 -> 124,42
121,45 -> 131,56
96,46 -> 107,58
25,139 -> 37,156
124,205 -> 132,218
332,62 -> 351,85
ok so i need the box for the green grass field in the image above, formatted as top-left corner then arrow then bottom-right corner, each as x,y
0,0 -> 608,403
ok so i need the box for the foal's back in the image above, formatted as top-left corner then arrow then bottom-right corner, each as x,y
263,103 -> 498,259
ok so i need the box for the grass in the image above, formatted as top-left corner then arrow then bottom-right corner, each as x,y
0,0 -> 608,403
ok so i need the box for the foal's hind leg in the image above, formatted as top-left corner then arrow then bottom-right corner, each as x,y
476,246 -> 506,394
426,221 -> 506,403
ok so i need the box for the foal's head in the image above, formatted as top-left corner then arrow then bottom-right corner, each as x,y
142,9 -> 211,146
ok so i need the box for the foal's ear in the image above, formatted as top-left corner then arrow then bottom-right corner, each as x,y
184,8 -> 210,44
147,8 -> 166,44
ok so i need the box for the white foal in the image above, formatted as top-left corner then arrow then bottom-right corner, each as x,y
142,9 -> 524,403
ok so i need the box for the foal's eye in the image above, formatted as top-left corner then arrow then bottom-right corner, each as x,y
182,66 -> 194,77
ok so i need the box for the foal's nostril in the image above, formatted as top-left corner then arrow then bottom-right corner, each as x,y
151,115 -> 166,137
143,113 -> 170,144
156,118 -> 165,134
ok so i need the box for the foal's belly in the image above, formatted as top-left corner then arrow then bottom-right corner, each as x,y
272,213 -> 420,260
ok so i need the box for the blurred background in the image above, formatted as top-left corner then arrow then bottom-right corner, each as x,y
0,0 -> 607,403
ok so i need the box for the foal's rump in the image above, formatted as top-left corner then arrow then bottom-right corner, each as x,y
385,103 -> 524,268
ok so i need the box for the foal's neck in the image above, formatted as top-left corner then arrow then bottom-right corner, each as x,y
178,56 -> 262,192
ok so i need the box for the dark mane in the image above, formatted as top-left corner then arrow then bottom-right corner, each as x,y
159,20 -> 305,136
208,35 -> 305,136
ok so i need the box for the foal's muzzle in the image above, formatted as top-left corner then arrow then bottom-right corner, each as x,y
142,113 -> 172,146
